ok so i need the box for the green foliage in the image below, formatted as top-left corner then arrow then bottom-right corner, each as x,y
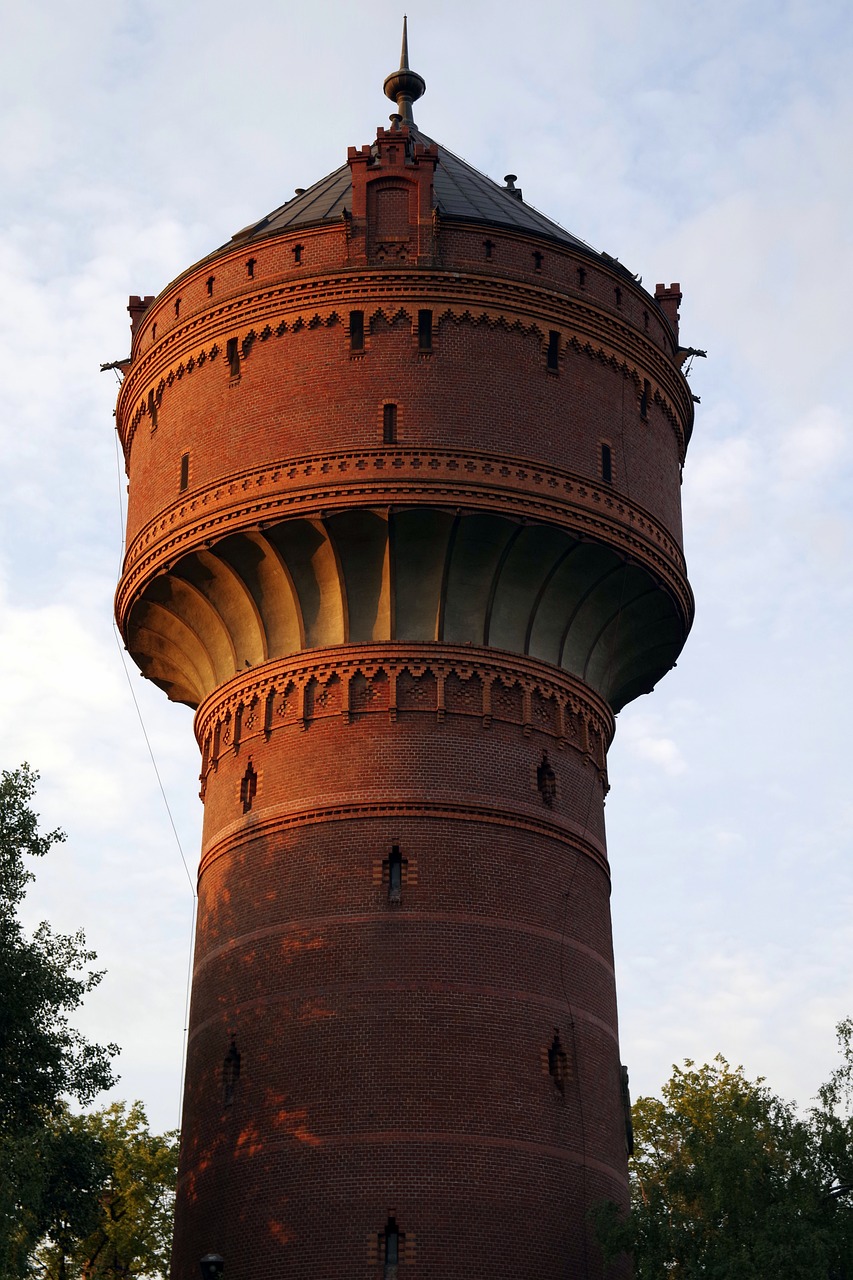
31,1103 -> 179,1280
0,766 -> 118,1137
0,765 -> 119,1278
595,1032 -> 853,1279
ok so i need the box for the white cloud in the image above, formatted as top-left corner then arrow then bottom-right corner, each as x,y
2,0 -> 853,1132
774,404 -> 848,489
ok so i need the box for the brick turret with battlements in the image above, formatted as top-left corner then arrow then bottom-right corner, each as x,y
114,23 -> 695,1280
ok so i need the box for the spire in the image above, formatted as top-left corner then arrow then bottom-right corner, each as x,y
400,13 -> 410,69
383,15 -> 426,126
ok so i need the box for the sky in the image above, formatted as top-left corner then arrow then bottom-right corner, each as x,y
1,0 -> 851,1135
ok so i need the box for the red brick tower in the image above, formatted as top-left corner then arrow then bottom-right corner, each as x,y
115,26 -> 694,1280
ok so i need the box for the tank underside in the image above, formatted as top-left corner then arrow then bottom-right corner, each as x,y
123,501 -> 689,714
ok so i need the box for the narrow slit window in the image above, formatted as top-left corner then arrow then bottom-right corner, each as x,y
226,338 -> 240,378
417,309 -> 433,351
383,403 -> 397,444
548,1031 -> 567,1094
537,752 -> 556,805
614,286 -> 622,307
246,258 -> 256,279
223,1037 -> 241,1106
577,266 -> 586,288
151,322 -> 157,341
179,452 -> 190,492
546,330 -> 560,372
350,309 -> 365,351
643,309 -> 649,330
601,443 -> 613,484
174,297 -> 181,318
147,389 -> 158,431
293,244 -> 303,265
384,1217 -> 400,1274
533,250 -> 544,272
388,846 -> 403,904
240,760 -> 257,813
484,238 -> 494,259
640,379 -> 651,419
207,276 -> 215,297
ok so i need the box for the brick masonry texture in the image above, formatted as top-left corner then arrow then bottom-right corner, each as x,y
115,112 -> 694,1280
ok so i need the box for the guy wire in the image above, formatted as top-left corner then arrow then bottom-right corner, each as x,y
113,421 -> 197,1124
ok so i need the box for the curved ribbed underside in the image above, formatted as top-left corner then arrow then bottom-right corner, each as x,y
124,507 -> 687,712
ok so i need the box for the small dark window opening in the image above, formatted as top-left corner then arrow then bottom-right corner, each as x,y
577,267 -> 586,288
383,403 -> 397,444
546,330 -> 560,372
293,244 -> 303,265
151,322 -> 157,341
643,309 -> 649,330
548,1031 -> 568,1094
384,1217 -> 400,1271
226,338 -> 240,378
601,443 -> 613,484
350,309 -> 365,351
223,1037 -> 241,1106
174,297 -> 181,318
418,309 -> 433,351
207,276 -> 215,297
387,845 -> 403,904
147,389 -> 158,431
484,238 -> 494,260
179,452 -> 190,492
246,258 -> 256,279
640,379 -> 651,419
614,286 -> 622,307
240,760 -> 258,814
537,752 -> 556,805
533,250 -> 544,272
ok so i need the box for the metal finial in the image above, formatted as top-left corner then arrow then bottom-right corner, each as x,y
384,16 -> 426,126
400,14 -> 410,69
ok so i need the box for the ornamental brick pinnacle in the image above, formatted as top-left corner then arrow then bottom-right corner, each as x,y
114,25 -> 695,1280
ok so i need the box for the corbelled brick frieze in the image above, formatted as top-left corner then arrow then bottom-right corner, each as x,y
195,645 -> 613,877
195,642 -> 613,773
116,446 -> 692,624
118,293 -> 691,459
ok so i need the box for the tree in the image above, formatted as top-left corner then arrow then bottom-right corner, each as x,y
594,1032 -> 853,1279
0,765 -> 119,1278
31,1103 -> 179,1280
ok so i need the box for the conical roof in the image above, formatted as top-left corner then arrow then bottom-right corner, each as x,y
225,22 -> 597,258
226,129 -> 596,255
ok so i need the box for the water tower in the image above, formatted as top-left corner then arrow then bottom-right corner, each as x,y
115,26 -> 694,1279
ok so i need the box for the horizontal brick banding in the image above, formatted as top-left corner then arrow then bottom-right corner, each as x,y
173,644 -> 627,1279
118,119 -> 693,1280
116,445 -> 692,628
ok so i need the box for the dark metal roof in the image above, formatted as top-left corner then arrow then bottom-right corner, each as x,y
225,128 -> 597,256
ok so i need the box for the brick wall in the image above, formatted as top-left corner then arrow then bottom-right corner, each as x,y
115,115 -> 693,1280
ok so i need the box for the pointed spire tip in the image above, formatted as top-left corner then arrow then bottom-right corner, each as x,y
400,15 -> 409,70
384,15 -> 426,126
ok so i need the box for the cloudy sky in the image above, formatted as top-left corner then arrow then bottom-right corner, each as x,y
2,0 -> 851,1134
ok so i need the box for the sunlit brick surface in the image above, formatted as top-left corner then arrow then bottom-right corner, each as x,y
115,109 -> 693,1280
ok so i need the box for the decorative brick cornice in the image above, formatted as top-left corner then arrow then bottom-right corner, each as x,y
117,276 -> 692,459
194,641 -> 613,795
116,447 -> 693,628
